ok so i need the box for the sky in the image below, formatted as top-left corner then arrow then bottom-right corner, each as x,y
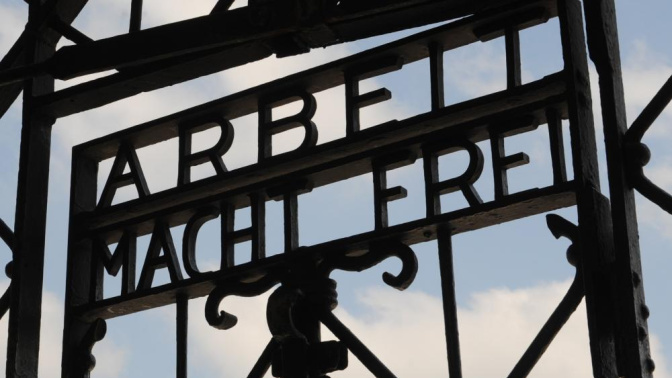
0,0 -> 672,377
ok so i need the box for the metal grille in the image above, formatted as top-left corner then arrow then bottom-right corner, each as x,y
0,0 -> 668,377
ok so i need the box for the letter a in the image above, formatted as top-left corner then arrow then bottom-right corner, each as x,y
98,142 -> 149,208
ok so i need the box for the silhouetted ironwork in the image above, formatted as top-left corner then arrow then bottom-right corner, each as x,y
0,0 -> 668,377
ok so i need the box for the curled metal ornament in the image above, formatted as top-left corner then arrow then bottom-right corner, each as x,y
205,273 -> 281,330
266,285 -> 306,341
506,214 -> 585,378
322,240 -> 418,290
76,318 -> 107,376
546,214 -> 580,267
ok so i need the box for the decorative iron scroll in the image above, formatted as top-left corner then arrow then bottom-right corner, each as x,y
202,240 -> 418,377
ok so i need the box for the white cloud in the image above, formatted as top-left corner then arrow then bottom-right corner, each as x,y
156,279 -> 672,377
0,4 -> 26,57
623,40 -> 672,136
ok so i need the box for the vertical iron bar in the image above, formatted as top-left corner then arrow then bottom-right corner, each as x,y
250,193 -> 266,261
6,1 -> 55,376
372,166 -> 388,230
581,0 -> 653,376
505,26 -> 521,89
177,294 -> 188,378
429,42 -> 445,111
437,229 -> 462,378
557,0 -> 619,376
130,0 -> 143,33
283,193 -> 298,253
546,107 -> 568,185
62,151 -> 99,378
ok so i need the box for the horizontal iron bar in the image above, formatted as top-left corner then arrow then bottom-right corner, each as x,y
46,0 -> 548,81
35,0 -> 556,119
74,182 -> 576,320
79,74 -> 568,240
43,5 -> 296,80
0,0 -> 89,118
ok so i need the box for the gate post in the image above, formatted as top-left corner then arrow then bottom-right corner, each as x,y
581,0 -> 655,376
558,0 -> 619,376
6,1 -> 55,377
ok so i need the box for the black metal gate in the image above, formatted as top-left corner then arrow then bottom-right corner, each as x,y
1,0 -> 670,377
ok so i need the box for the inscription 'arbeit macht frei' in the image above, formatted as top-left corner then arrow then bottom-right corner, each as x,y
85,71 -> 566,294
94,99 -> 565,296
70,0 -> 576,312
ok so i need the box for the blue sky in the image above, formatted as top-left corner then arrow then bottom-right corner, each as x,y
1,0 -> 671,377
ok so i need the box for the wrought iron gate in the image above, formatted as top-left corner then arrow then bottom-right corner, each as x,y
0,0 -> 670,377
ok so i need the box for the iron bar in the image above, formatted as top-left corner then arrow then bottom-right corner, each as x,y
0,288 -> 10,320
627,74 -> 672,143
581,0 -> 654,375
0,0 -> 89,118
429,41 -> 445,111
211,0 -> 235,15
505,26 -> 522,89
48,16 -> 93,45
247,339 -> 277,378
0,64 -> 47,89
546,107 -> 568,185
33,0 -> 554,119
0,219 -> 15,251
6,0 -> 56,376
35,0 -> 524,83
129,0 -> 143,33
320,311 -> 397,378
61,152 -> 100,378
507,275 -> 584,378
558,0 -> 621,376
437,230 -> 463,378
176,293 -> 188,378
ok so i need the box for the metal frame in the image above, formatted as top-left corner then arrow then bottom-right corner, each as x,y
1,0 -> 669,376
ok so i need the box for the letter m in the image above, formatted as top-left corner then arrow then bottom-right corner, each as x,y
90,231 -> 137,300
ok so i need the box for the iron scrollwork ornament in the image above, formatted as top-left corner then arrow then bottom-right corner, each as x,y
74,318 -> 107,377
203,240 -> 418,377
205,271 -> 284,330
